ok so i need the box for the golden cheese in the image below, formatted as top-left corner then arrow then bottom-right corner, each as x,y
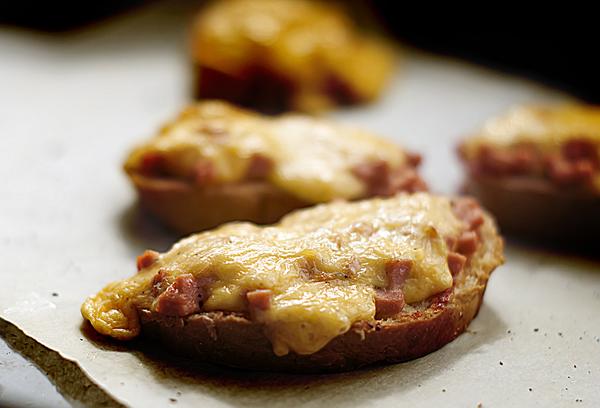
461,104 -> 600,160
190,0 -> 394,110
125,101 -> 409,203
82,193 -> 465,356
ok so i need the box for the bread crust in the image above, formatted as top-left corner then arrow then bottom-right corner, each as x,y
131,173 -> 307,235
130,162 -> 426,235
464,175 -> 600,243
136,211 -> 503,372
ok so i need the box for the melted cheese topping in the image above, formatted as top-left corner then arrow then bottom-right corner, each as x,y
191,0 -> 394,110
461,104 -> 600,159
125,101 -> 409,203
82,193 -> 464,356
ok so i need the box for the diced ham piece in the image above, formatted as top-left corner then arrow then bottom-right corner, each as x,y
474,145 -> 537,176
324,74 -> 359,105
445,236 -> 457,251
155,274 -> 203,317
512,147 -> 538,172
406,152 -> 422,167
456,231 -> 479,255
352,160 -> 389,196
151,270 -> 168,296
477,146 -> 516,175
373,259 -> 412,319
388,167 -> 428,194
471,139 -> 598,188
385,259 -> 412,289
246,289 -> 272,311
447,252 -> 467,276
545,154 -> 595,185
245,153 -> 274,180
374,289 -> 405,319
136,250 -> 160,271
452,197 -> 484,230
352,160 -> 427,197
194,161 -> 215,185
140,152 -> 166,176
561,139 -> 598,164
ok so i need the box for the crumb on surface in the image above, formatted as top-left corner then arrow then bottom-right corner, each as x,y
499,361 -> 504,366
533,328 -> 539,332
51,292 -> 59,297
528,388 -> 533,392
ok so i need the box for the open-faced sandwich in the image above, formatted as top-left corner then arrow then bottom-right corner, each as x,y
459,104 -> 600,243
124,101 -> 425,234
190,0 -> 394,112
82,193 -> 503,372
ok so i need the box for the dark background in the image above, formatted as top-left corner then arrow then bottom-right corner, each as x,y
1,0 -> 597,103
370,3 -> 599,103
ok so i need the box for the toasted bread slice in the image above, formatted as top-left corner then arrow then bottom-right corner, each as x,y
463,175 -> 600,243
459,104 -> 600,243
82,194 -> 503,372
138,213 -> 501,372
190,0 -> 395,112
125,101 -> 425,234
130,174 -> 307,235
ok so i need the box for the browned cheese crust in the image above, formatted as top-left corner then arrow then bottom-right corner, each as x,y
137,209 -> 503,372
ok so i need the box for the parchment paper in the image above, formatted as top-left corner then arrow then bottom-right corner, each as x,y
1,2 -> 599,407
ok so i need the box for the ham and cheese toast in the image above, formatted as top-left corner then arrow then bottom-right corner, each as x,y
82,193 -> 503,372
190,0 -> 395,112
125,101 -> 425,234
459,104 -> 600,243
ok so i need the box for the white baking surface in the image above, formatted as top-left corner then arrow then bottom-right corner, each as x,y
1,2 -> 599,407
0,336 -> 70,408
